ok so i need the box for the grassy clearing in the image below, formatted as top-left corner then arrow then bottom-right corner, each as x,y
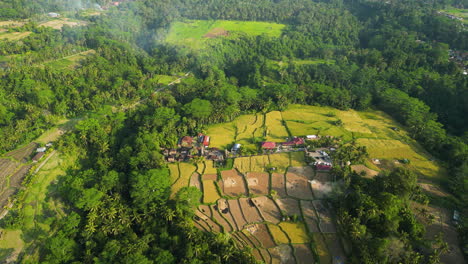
356,138 -> 444,178
42,50 -> 95,70
202,180 -> 221,203
0,230 -> 24,263
0,31 -> 31,41
278,222 -> 310,243
153,75 -> 179,85
39,18 -> 87,29
265,111 -> 289,142
166,20 -> 285,49
268,224 -> 290,244
171,163 -> 196,197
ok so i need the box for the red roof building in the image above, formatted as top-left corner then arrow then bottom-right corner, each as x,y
202,136 -> 210,147
261,142 -> 276,149
283,137 -> 305,146
316,164 -> 332,171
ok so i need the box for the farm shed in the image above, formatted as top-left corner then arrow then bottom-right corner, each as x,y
32,152 -> 45,162
48,12 -> 60,17
261,142 -> 276,149
36,147 -> 47,153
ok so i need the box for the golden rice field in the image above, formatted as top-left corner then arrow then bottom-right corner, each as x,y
278,222 -> 310,243
168,164 -> 179,185
204,160 -> 218,174
235,114 -> 264,146
171,163 -> 196,197
265,111 -> 289,142
268,224 -> 290,244
269,153 -> 290,173
234,155 -> 270,174
290,152 -> 306,167
205,122 -> 236,149
203,180 -> 221,203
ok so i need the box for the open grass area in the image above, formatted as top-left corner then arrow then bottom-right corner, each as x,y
166,20 -> 285,49
39,18 -> 87,29
0,31 -> 31,41
42,50 -> 95,70
202,180 -> 221,203
0,230 -> 24,263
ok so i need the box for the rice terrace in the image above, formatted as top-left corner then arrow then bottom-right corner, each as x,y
165,104 -> 458,264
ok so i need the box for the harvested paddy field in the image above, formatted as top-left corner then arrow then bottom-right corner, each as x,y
293,244 -> 315,264
245,223 -> 276,248
285,171 -> 314,200
239,198 -> 263,223
210,204 -> 233,232
252,196 -> 281,224
245,172 -> 269,195
276,198 -> 301,217
313,200 -> 336,233
221,169 -> 247,197
269,244 -> 295,264
228,199 -> 248,229
271,172 -> 287,197
189,172 -> 202,192
300,200 -> 320,233
323,234 -> 346,262
217,199 -> 239,230
6,142 -> 37,162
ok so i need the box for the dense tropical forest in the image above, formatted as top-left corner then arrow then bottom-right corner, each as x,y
0,0 -> 467,263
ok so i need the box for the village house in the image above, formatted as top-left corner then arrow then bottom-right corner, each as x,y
179,136 -> 194,148
282,137 -> 305,147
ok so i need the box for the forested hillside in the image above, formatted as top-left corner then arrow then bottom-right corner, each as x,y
0,0 -> 467,263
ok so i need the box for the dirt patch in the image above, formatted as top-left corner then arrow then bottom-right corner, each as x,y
202,174 -> 217,181
269,244 -> 295,264
204,27 -> 229,38
189,172 -> 202,190
288,166 -> 314,180
228,199 -> 248,229
252,196 -> 281,224
293,244 -> 315,264
246,172 -> 269,195
276,198 -> 301,218
5,142 -> 37,162
217,199 -> 239,230
313,200 -> 336,233
245,223 -> 276,248
221,169 -> 247,197
419,183 -> 450,197
412,203 -> 466,264
239,198 -> 263,223
271,172 -> 287,196
351,164 -> 379,178
300,200 -> 320,233
286,172 -> 313,200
